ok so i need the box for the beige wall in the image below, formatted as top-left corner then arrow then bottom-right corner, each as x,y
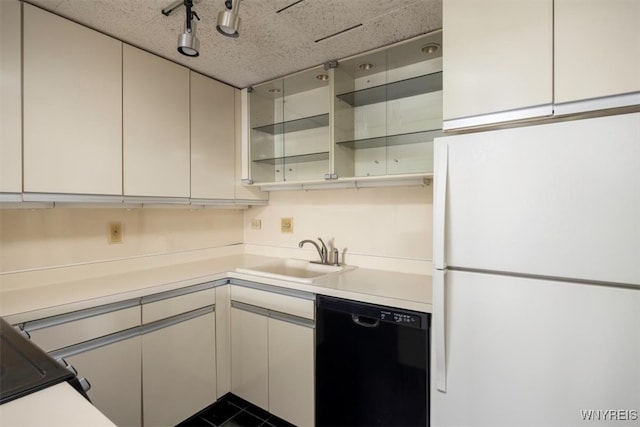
0,208 -> 244,273
244,185 -> 433,271
0,185 -> 432,274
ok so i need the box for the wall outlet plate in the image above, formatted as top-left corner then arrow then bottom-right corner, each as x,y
281,217 -> 293,233
251,219 -> 262,230
109,222 -> 123,244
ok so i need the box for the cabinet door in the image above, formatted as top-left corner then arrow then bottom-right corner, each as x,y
555,0 -> 640,109
268,318 -> 314,427
22,4 -> 122,195
230,306 -> 269,409
0,0 -> 21,193
191,72 -> 235,200
143,312 -> 217,427
443,0 -> 553,128
66,336 -> 142,427
236,89 -> 268,201
123,44 -> 190,198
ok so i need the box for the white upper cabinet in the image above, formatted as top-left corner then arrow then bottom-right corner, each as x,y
249,66 -> 331,184
190,72 -> 235,200
236,89 -> 269,201
22,4 -> 122,195
554,0 -> 640,113
123,45 -> 190,198
443,0 -> 553,129
0,0 -> 21,194
444,0 -> 640,129
333,32 -> 443,179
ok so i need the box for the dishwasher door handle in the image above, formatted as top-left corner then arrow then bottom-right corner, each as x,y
351,314 -> 380,328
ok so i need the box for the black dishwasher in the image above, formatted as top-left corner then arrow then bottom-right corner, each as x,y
316,296 -> 430,427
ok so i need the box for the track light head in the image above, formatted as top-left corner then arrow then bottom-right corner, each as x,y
216,0 -> 241,38
178,19 -> 199,57
177,0 -> 200,57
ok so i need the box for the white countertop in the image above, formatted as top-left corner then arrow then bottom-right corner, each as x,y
1,253 -> 432,323
0,383 -> 117,427
0,252 -> 431,425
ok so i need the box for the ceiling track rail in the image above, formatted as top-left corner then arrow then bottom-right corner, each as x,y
276,0 -> 305,14
315,23 -> 363,43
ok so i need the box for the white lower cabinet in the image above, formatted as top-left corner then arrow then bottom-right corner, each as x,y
268,318 -> 315,427
18,282 -> 316,427
142,309 -> 217,427
230,285 -> 315,427
230,306 -> 269,409
64,335 -> 142,427
24,302 -> 143,427
141,286 -> 217,427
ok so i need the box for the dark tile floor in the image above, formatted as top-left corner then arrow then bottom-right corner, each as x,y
176,393 -> 297,427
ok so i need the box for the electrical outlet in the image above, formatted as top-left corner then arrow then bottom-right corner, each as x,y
109,222 -> 123,244
251,219 -> 262,230
281,217 -> 293,233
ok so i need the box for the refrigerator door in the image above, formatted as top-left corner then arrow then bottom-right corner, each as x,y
434,112 -> 640,286
431,269 -> 640,427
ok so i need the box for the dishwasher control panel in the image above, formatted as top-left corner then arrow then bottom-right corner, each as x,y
317,295 -> 430,330
379,310 -> 423,327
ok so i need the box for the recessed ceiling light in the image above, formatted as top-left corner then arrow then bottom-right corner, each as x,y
358,63 -> 373,70
421,43 -> 440,54
316,74 -> 329,81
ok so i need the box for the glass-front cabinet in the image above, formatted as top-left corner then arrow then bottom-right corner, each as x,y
247,31 -> 442,186
249,66 -> 330,183
333,31 -> 442,178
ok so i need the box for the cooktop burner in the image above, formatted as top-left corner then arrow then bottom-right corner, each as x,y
0,317 -> 74,405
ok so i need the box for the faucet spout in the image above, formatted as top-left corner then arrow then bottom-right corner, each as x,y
299,239 -> 327,264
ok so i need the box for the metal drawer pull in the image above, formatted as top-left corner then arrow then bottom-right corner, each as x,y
351,314 -> 379,328
78,377 -> 91,393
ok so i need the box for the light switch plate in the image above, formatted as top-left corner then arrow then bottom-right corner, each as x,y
109,222 -> 123,244
251,219 -> 262,230
281,217 -> 293,233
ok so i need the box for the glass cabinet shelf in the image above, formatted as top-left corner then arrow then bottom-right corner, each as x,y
252,151 -> 330,165
335,72 -> 442,107
252,113 -> 329,135
336,129 -> 443,149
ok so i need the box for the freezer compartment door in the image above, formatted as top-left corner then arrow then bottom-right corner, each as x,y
431,270 -> 640,427
437,112 -> 640,285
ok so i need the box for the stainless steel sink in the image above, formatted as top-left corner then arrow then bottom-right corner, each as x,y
235,259 -> 354,284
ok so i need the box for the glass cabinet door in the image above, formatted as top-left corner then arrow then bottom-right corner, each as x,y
249,66 -> 330,184
333,31 -> 443,178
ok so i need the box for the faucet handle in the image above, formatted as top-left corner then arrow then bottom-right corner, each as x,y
332,247 -> 340,266
318,238 -> 328,263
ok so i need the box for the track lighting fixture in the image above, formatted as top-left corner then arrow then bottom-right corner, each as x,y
178,0 -> 200,56
162,0 -> 200,57
217,0 -> 242,38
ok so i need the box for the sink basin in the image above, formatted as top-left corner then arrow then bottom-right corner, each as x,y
236,259 -> 354,284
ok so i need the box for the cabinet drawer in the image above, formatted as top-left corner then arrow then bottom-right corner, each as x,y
231,285 -> 314,320
28,306 -> 140,352
143,288 -> 216,324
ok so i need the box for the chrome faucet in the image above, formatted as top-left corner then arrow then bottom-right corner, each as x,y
299,237 -> 328,264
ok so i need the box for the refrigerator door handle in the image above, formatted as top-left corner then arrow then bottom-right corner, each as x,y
433,140 -> 448,269
433,269 -> 447,392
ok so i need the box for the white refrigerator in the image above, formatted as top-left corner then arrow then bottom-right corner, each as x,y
431,112 -> 640,426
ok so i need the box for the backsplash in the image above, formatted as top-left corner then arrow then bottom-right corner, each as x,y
0,185 -> 433,275
0,208 -> 244,273
243,185 -> 433,273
